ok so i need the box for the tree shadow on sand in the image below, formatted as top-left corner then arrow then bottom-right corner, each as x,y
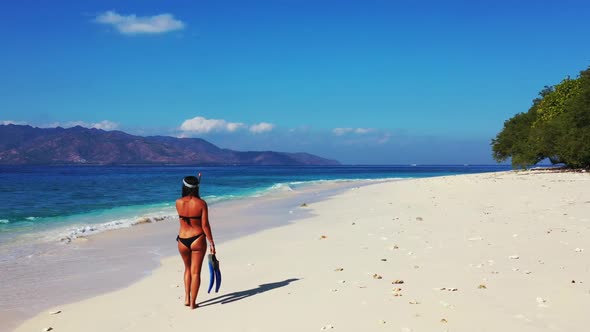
198,278 -> 300,307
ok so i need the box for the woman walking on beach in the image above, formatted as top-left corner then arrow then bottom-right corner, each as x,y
176,175 -> 216,309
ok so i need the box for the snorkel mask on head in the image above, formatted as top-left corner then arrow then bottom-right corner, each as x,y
182,173 -> 202,188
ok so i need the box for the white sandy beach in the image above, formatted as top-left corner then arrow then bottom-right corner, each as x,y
13,171 -> 590,332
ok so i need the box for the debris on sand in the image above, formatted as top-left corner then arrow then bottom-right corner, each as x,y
334,267 -> 344,272
536,297 -> 548,307
392,279 -> 404,284
438,287 -> 458,292
373,274 -> 383,279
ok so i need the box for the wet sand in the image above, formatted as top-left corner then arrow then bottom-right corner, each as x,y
10,171 -> 590,332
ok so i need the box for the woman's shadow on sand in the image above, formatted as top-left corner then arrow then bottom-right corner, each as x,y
198,278 -> 300,307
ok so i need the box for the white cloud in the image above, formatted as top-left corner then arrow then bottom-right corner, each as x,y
40,120 -> 120,130
354,128 -> 373,134
249,122 -> 275,134
377,133 -> 392,144
333,127 -> 373,136
95,11 -> 185,35
1,120 -> 27,125
333,128 -> 353,136
90,120 -> 119,130
180,116 -> 245,134
180,117 -> 276,135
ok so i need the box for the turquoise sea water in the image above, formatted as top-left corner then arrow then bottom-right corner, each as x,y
0,165 -> 511,244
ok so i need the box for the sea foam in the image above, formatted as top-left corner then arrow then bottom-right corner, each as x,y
58,214 -> 173,244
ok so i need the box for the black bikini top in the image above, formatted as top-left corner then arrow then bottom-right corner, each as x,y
179,215 -> 202,221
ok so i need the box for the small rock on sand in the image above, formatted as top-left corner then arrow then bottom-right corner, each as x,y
320,324 -> 334,330
392,279 -> 404,284
300,203 -> 308,207
373,274 -> 383,279
575,248 -> 584,252
478,284 -> 487,289
334,267 -> 344,272
440,318 -> 448,323
49,310 -> 61,315
43,328 -> 53,332
509,255 -> 520,259
320,235 -> 327,239
416,217 -> 423,221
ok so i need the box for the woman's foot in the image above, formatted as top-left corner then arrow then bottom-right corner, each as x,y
184,295 -> 190,306
190,303 -> 198,310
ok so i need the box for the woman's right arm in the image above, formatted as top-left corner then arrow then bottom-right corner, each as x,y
201,201 -> 215,254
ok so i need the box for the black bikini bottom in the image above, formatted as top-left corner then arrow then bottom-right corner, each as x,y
176,233 -> 204,249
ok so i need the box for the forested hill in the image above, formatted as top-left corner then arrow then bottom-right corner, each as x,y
0,124 -> 339,166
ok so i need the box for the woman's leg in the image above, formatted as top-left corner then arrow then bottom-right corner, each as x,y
178,241 -> 192,306
189,237 -> 207,309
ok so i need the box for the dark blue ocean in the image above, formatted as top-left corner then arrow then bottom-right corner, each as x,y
0,165 -> 511,243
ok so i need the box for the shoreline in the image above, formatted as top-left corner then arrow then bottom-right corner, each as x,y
1,178 -> 395,331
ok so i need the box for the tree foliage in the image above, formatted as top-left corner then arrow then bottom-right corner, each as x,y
492,67 -> 590,169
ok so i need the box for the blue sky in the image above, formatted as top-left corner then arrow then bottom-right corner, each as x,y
1,0 -> 589,164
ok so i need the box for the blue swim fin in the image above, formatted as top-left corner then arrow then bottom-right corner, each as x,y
214,255 -> 222,293
207,254 -> 215,293
207,254 -> 221,293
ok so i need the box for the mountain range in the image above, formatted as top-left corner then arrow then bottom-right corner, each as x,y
0,124 -> 339,165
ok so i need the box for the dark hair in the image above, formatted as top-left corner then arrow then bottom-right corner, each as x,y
182,176 -> 200,198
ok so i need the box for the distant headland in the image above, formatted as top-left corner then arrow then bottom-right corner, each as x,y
0,124 -> 339,166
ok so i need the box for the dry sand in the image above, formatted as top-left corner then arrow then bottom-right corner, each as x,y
13,171 -> 590,332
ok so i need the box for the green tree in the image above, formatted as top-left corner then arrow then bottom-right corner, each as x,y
552,69 -> 590,168
491,107 -> 541,169
492,67 -> 590,169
